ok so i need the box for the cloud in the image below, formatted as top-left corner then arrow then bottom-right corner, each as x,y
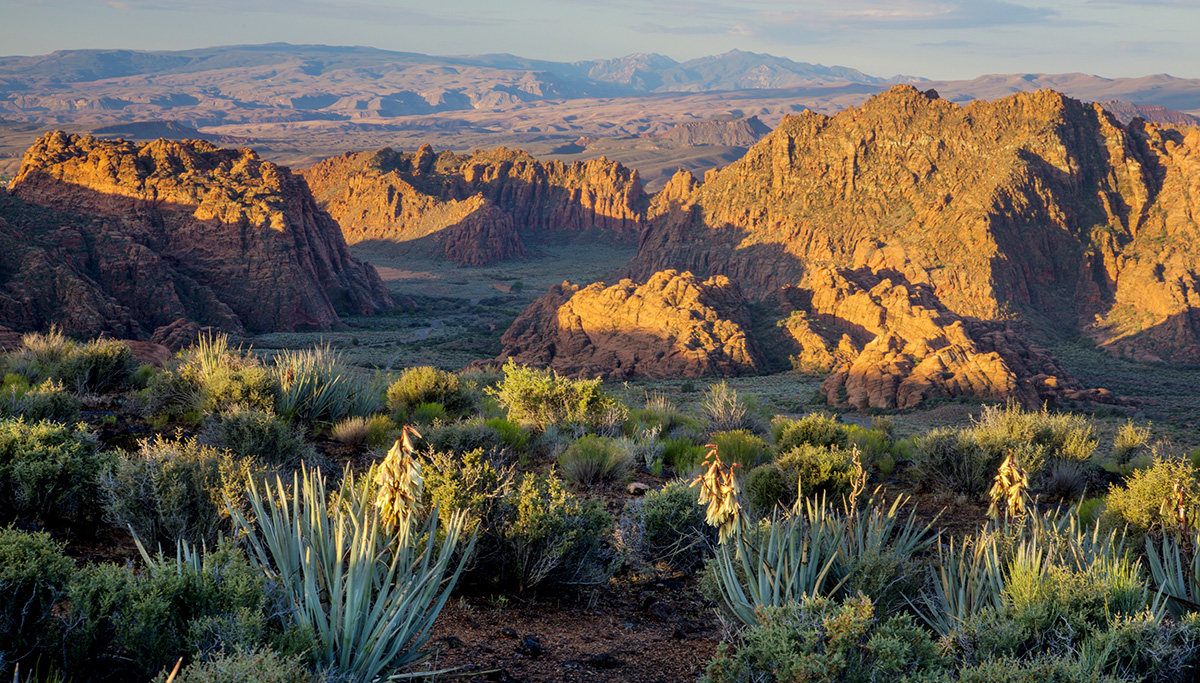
37,0 -> 493,25
761,0 -> 1058,30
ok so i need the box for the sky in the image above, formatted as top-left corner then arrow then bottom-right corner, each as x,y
1,0 -> 1198,81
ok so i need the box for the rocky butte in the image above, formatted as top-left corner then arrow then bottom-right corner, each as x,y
0,132 -> 391,345
495,85 -> 1200,409
303,145 -> 647,266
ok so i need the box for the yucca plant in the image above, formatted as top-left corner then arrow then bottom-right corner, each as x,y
228,455 -> 473,681
917,532 -> 1007,636
272,345 -> 372,424
711,497 -> 845,626
1146,528 -> 1200,616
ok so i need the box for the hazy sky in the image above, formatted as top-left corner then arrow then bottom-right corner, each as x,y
2,0 -> 1197,81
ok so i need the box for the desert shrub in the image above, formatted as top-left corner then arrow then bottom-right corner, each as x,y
61,541 -> 303,682
625,426 -> 666,473
155,648 -> 314,683
700,381 -> 766,434
8,331 -> 136,394
386,366 -> 475,419
1040,461 -> 1090,503
420,417 -> 504,455
0,528 -> 74,665
622,481 -> 713,572
504,471 -> 614,593
142,369 -> 203,421
625,392 -> 696,436
558,434 -> 635,486
0,419 -> 113,525
55,338 -> 137,393
744,463 -> 792,513
710,429 -> 769,469
486,417 -> 529,453
970,402 -> 1098,476
201,363 -> 278,414
198,407 -> 317,471
845,424 -> 894,464
1112,420 -> 1152,465
912,427 -> 998,496
272,345 -> 378,423
364,415 -> 397,448
1103,455 -> 1200,538
663,436 -> 708,473
956,655 -> 1122,683
331,415 -> 371,447
701,595 -> 949,683
412,401 -> 447,424
778,443 -> 858,501
100,436 -> 258,547
487,360 -> 620,431
773,413 -> 850,452
0,378 -> 81,423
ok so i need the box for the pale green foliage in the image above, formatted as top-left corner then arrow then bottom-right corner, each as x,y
622,481 -> 713,572
155,648 -> 315,683
0,377 -> 80,423
8,330 -> 136,393
487,360 -> 620,431
1112,420 -> 1153,465
199,406 -> 318,470
558,434 -> 635,486
709,429 -> 769,469
0,418 -> 112,524
1104,455 -> 1200,537
229,465 -> 473,681
700,381 -> 765,433
386,366 -> 475,418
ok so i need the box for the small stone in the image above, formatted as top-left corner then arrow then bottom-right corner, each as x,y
495,627 -> 518,639
627,482 -> 651,495
587,653 -> 623,669
515,635 -> 543,657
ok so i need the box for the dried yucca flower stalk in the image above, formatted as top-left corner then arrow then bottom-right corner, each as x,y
690,443 -> 742,544
375,425 -> 423,532
988,450 -> 1028,521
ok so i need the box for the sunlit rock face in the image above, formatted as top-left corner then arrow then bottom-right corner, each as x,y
1,132 -> 390,339
304,145 -> 647,266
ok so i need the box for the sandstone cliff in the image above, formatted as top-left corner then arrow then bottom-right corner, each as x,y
303,145 -> 647,265
627,85 -> 1200,365
492,270 -> 759,380
2,132 -> 391,340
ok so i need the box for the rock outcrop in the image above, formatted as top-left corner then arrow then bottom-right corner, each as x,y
778,267 -> 1080,410
627,85 -> 1200,365
303,145 -> 647,265
1,132 -> 391,339
493,270 -> 759,379
660,115 -> 772,147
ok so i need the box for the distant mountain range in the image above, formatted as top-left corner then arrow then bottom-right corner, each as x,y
0,44 -> 1197,180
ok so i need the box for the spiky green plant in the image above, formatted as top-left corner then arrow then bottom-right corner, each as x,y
228,462 -> 474,681
711,495 -> 845,625
271,345 -> 372,423
1146,529 -> 1200,616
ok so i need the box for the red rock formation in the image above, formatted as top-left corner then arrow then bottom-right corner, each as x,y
787,267 -> 1079,410
493,270 -> 759,379
627,85 -> 1200,364
4,132 -> 391,338
303,145 -> 647,265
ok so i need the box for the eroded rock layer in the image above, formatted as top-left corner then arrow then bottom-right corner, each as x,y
626,85 -> 1200,365
493,270 -> 759,380
3,132 -> 391,339
303,145 -> 647,265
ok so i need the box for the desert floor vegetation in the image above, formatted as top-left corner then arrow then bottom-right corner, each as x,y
3,327 -> 1200,682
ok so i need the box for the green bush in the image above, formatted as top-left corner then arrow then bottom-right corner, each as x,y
8,331 -> 136,393
710,429 -> 769,469
701,594 -> 949,683
773,413 -> 850,452
420,418 -> 506,455
663,436 -> 707,473
558,435 -> 635,486
912,427 -> 998,496
141,369 -> 202,421
625,393 -> 696,437
155,648 -> 314,683
503,471 -> 614,593
201,364 -> 278,414
1111,420 -> 1152,465
622,481 -> 713,572
1103,455 -> 1200,538
198,407 -> 318,470
0,378 -> 81,423
970,402 -> 1097,476
331,415 -> 371,447
412,401 -> 447,424
777,443 -> 858,501
487,360 -> 620,431
486,417 -> 529,453
386,366 -> 475,418
62,541 -> 305,682
0,528 -> 74,664
744,463 -> 792,514
100,436 -> 259,547
0,419 -> 113,525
